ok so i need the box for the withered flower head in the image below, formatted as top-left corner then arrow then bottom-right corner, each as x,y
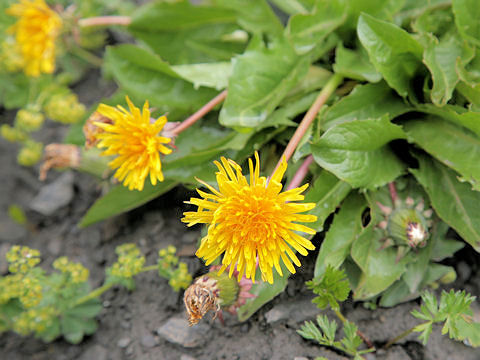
82,111 -> 113,149
39,143 -> 80,181
183,275 -> 220,326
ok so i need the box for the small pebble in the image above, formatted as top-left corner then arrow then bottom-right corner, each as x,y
140,334 -> 157,348
117,338 -> 131,348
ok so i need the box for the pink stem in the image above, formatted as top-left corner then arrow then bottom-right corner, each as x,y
270,74 -> 343,178
171,90 -> 228,136
388,182 -> 398,204
286,155 -> 313,190
78,16 -> 132,28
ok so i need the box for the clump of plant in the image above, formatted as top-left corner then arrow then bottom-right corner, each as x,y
298,267 -> 480,358
0,244 -> 191,343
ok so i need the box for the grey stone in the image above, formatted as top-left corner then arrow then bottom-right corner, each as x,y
78,345 -> 108,360
30,172 -> 74,216
293,357 -> 309,360
382,346 -> 410,360
0,218 -> 26,242
117,337 -> 131,348
47,237 -> 62,255
157,316 -> 210,348
140,334 -> 157,348
265,298 -> 319,325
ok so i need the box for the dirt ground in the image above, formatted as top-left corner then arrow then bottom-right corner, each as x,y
0,72 -> 479,360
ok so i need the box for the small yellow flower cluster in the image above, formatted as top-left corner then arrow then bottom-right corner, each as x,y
158,246 -> 192,292
15,109 -> 45,132
12,306 -> 57,336
6,0 -> 62,77
44,93 -> 86,124
6,246 -> 41,274
17,140 -> 43,167
0,124 -> 27,143
110,244 -> 146,279
0,38 -> 24,72
53,257 -> 89,284
0,273 -> 43,308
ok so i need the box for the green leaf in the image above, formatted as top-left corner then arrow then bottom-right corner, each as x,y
314,193 -> 366,277
416,104 -> 480,138
333,43 -> 382,82
322,82 -> 411,130
64,300 -> 102,318
411,155 -> 480,252
129,1 -> 243,64
405,117 -> 480,191
286,0 -> 348,54
304,171 -> 352,233
452,0 -> 480,47
317,116 -> 406,151
457,319 -> 480,347
104,45 -> 217,113
61,315 -> 97,344
270,0 -> 314,15
423,35 -> 475,106
213,0 -> 283,36
0,73 -> 30,109
311,117 -> 405,189
237,263 -> 288,321
346,0 -> 406,28
171,62 -> 231,90
351,226 -> 411,300
307,266 -> 351,311
357,13 -> 423,97
219,37 -> 309,128
79,179 -> 178,227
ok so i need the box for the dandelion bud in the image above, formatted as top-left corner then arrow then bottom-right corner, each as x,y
15,109 -> 45,132
1,124 -> 27,143
17,141 -> 43,166
388,208 -> 429,248
44,94 -> 86,124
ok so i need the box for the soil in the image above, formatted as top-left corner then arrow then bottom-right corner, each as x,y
1,72 -> 479,360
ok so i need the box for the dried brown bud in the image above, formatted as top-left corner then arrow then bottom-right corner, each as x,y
183,276 -> 220,326
83,111 -> 113,149
39,144 -> 81,181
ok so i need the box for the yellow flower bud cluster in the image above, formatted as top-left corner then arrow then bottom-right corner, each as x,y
110,244 -> 146,279
44,93 -> 86,124
0,124 -> 27,143
17,140 -> 43,166
53,257 -> 89,284
15,109 -> 45,132
12,306 -> 57,336
0,39 -> 24,73
6,246 -> 41,274
158,246 -> 192,292
0,273 -> 43,309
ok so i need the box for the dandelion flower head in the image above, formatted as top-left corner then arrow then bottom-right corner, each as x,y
182,152 -> 317,284
6,0 -> 62,77
94,96 -> 172,191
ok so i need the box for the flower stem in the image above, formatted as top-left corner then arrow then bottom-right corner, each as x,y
388,182 -> 398,204
74,283 -> 113,306
383,326 -> 415,349
333,308 -> 375,350
286,155 -> 313,190
271,73 -> 343,177
70,46 -> 103,67
78,16 -> 131,28
171,90 -> 228,136
140,265 -> 158,273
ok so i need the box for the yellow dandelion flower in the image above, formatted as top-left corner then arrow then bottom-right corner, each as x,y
6,0 -> 62,77
94,96 -> 172,191
182,152 -> 317,284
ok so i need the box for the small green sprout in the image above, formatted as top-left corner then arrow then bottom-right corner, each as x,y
307,265 -> 350,311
